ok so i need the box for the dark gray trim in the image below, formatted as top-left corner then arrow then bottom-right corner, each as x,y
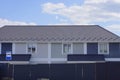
1,43 -> 12,54
67,54 -> 105,61
0,54 -> 31,61
105,43 -> 120,58
87,43 -> 98,54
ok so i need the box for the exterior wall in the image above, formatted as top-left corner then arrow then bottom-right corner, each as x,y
30,43 -> 48,63
36,43 -> 48,58
73,43 -> 84,54
87,43 -> 98,54
105,43 -> 120,58
51,43 -> 85,63
15,43 -> 26,54
1,42 -> 120,63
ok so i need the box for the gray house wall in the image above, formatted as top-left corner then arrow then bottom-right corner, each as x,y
14,43 -> 49,63
14,42 -> 120,59
36,43 -> 48,58
30,43 -> 48,63
1,42 -> 120,63
15,43 -> 26,54
15,43 -> 48,58
51,43 -> 85,59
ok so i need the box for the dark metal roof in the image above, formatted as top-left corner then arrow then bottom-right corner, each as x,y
0,25 -> 119,42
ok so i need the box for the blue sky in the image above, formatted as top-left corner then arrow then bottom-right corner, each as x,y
0,0 -> 120,36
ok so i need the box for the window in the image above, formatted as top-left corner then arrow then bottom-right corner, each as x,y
63,44 -> 72,54
98,43 -> 109,54
27,43 -> 37,53
1,43 -> 12,54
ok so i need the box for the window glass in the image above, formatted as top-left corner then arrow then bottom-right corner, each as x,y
27,43 -> 37,53
99,43 -> 108,54
63,44 -> 71,53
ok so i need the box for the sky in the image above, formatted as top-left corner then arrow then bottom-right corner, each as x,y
0,0 -> 120,36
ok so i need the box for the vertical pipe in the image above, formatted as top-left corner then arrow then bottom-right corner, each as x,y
49,64 -> 50,80
95,63 -> 97,80
12,64 -> 14,80
7,63 -> 9,79
75,64 -> 77,80
82,64 -> 84,80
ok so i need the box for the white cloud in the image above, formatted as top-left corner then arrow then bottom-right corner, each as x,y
85,0 -> 108,4
48,23 -> 70,25
42,3 -> 94,24
106,24 -> 120,31
42,1 -> 120,24
105,24 -> 120,36
59,18 -> 68,23
42,0 -> 120,35
114,0 -> 120,3
0,18 -> 36,28
85,0 -> 120,4
42,3 -> 66,14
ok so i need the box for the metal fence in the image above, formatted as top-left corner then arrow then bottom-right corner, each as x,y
0,62 -> 120,80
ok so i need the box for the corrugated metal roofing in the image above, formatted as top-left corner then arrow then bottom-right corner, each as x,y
0,25 -> 119,42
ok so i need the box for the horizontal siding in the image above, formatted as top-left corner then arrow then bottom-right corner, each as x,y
15,43 -> 26,54
32,43 -> 48,58
37,43 -> 48,58
30,43 -> 48,63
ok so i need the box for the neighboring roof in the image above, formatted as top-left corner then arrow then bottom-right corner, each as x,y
0,25 -> 119,42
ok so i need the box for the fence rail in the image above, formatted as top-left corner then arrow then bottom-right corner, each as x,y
0,62 -> 120,80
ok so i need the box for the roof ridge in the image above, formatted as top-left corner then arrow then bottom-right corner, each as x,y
3,25 -> 99,27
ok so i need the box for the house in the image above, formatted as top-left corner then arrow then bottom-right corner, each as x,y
0,25 -> 120,64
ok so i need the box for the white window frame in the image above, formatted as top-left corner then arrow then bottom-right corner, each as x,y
84,43 -> 87,54
12,43 -> 15,54
48,43 -> 51,63
62,43 -> 73,54
98,43 -> 109,54
27,43 -> 37,54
